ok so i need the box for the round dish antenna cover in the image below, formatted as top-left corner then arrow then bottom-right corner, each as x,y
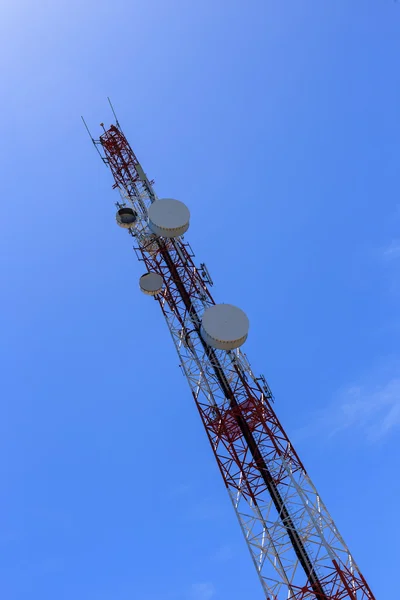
201,304 -> 249,350
139,272 -> 164,296
148,198 -> 190,238
116,207 -> 137,229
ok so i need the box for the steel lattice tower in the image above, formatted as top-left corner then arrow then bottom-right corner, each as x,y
86,111 -> 376,600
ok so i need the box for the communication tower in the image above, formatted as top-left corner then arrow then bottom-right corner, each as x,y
84,106 -> 376,600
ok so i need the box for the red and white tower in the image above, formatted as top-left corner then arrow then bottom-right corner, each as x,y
87,109 -> 376,600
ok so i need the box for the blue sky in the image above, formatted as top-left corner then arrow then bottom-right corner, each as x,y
0,1 -> 399,598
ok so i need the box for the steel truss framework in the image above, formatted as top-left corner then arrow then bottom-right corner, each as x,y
93,121 -> 375,600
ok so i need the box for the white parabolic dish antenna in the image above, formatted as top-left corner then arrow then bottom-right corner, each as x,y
147,198 -> 190,238
201,304 -> 249,350
116,207 -> 137,229
139,272 -> 163,296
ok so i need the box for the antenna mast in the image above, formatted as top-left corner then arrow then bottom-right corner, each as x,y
88,110 -> 376,600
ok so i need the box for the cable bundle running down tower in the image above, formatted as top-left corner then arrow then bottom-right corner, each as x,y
88,111 -> 375,600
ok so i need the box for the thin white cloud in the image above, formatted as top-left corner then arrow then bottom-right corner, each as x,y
189,582 -> 215,600
333,379 -> 400,440
296,375 -> 400,443
383,239 -> 400,259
